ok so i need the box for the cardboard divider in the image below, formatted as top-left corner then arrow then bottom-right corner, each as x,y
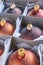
5,0 -> 38,4
10,37 -> 43,46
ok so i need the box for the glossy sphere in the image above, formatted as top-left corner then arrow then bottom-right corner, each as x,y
0,19 -> 15,35
1,22 -> 15,35
28,9 -> 43,18
20,26 -> 42,40
28,5 -> 43,18
7,49 -> 39,65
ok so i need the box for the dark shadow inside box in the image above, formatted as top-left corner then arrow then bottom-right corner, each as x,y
4,2 -> 24,14
9,37 -> 32,52
9,37 -> 43,51
27,2 -> 43,15
19,16 -> 43,33
9,37 -> 18,52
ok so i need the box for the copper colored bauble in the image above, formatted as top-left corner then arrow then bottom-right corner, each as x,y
7,48 -> 39,65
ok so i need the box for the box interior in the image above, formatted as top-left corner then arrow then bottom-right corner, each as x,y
19,16 -> 43,33
27,2 -> 43,14
4,2 -> 24,14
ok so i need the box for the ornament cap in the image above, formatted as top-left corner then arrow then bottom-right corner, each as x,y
34,5 -> 40,11
27,23 -> 33,31
17,48 -> 25,59
0,19 -> 6,27
10,4 -> 16,9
